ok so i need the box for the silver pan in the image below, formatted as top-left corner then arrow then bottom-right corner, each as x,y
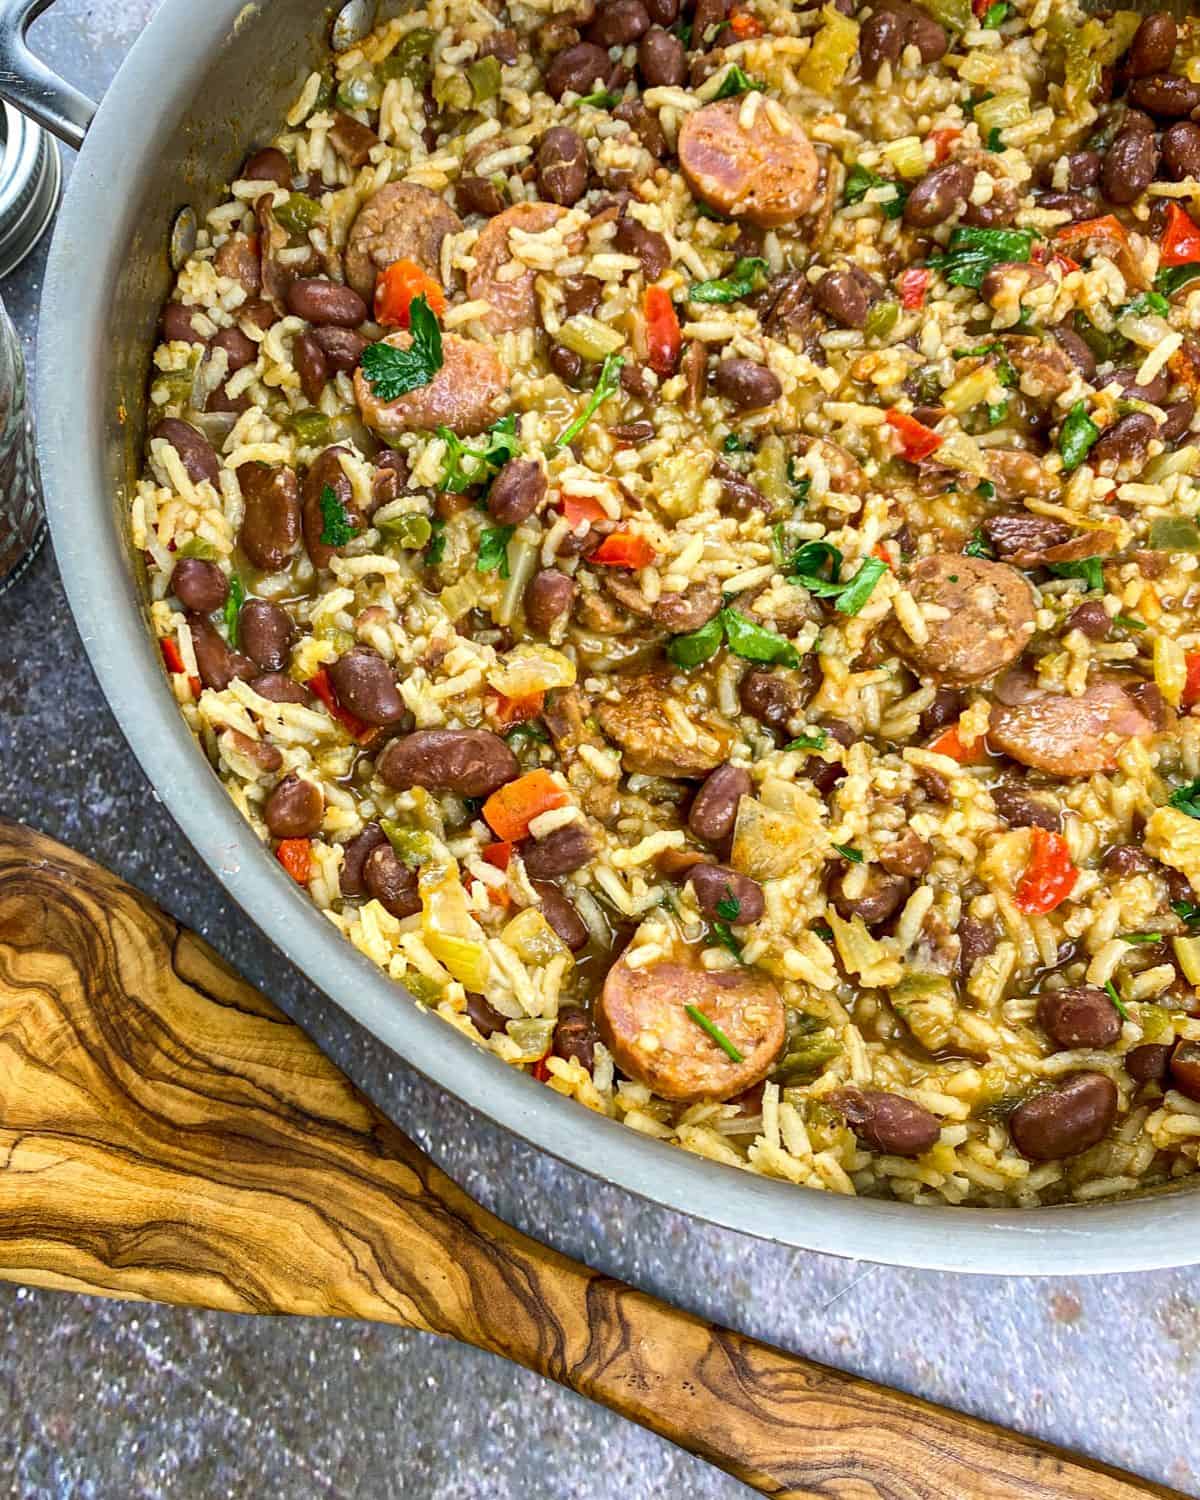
3,0 -> 1196,1273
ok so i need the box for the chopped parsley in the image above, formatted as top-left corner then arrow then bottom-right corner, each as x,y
1120,931 -> 1162,945
1120,291 -> 1170,319
986,399 -> 1008,427
927,226 -> 1035,290
318,484 -> 356,547
223,573 -> 245,648
1105,979 -> 1131,1023
964,529 -> 995,559
715,886 -> 742,923
1058,401 -> 1100,472
576,89 -> 618,109
667,606 -> 800,670
986,126 -> 1003,152
785,730 -> 828,752
689,256 -> 769,305
686,1002 -> 745,1057
176,536 -> 220,561
667,612 -> 725,670
1113,614 -> 1147,631
723,432 -> 749,453
788,539 -> 842,585
982,1 -> 1009,26
552,352 -> 623,452
1155,263 -> 1200,299
843,162 -> 908,220
476,523 -> 515,577
670,18 -> 693,44
976,479 -> 995,498
1047,557 -> 1103,592
504,719 -> 550,745
425,517 -> 447,566
832,842 -> 864,863
1173,898 -> 1200,929
1169,779 -> 1200,820
712,63 -> 764,100
789,543 -> 887,616
438,414 -> 520,493
359,294 -> 443,402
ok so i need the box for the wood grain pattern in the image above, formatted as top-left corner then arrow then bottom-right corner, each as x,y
0,818 -> 1180,1500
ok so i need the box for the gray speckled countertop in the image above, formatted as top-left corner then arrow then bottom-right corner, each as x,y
1,5 -> 1199,1498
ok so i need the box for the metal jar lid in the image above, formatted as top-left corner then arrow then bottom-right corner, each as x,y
0,102 -> 61,279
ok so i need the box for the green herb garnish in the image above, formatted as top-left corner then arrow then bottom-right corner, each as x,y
712,63 -> 764,100
986,400 -> 1008,427
785,730 -> 828,751
689,256 -> 769,305
1155,263 -> 1200,299
476,523 -> 515,578
1173,898 -> 1200,929
552,352 -> 623,452
986,126 -> 1003,152
685,1002 -> 745,1056
359,294 -> 443,401
832,843 -> 864,863
666,612 -> 726,670
982,1 -> 1009,26
964,528 -> 994,559
789,544 -> 886,615
843,162 -> 907,220
1113,614 -> 1146,631
667,606 -> 800,670
1047,557 -> 1103,592
1120,291 -> 1170,318
723,433 -> 749,453
1105,979 -> 1131,1022
176,537 -> 220,561
577,89 -> 618,109
1058,400 -> 1100,472
504,719 -> 550,745
1120,932 -> 1162,945
788,539 -> 842,585
223,573 -> 245,647
1169,779 -> 1200,819
715,886 -> 742,923
927,226 -> 1035,290
438,414 -> 520,493
318,484 -> 356,548
425,517 -> 447,566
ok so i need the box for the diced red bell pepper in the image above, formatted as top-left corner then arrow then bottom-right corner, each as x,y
560,493 -> 608,528
971,0 -> 989,15
483,769 -> 570,841
532,1055 -> 552,1082
1014,827 -> 1078,915
885,408 -> 943,463
643,286 -> 682,378
482,840 -> 513,870
589,530 -> 655,569
899,268 -> 930,310
375,258 -> 447,327
729,8 -> 764,36
308,667 -> 381,746
161,637 -> 201,699
929,722 -> 989,765
1183,652 -> 1200,709
276,837 -> 312,885
1161,203 -> 1200,268
1054,213 -> 1143,287
489,689 -> 545,728
929,128 -> 960,165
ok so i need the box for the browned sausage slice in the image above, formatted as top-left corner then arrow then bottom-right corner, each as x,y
989,673 -> 1156,777
354,331 -> 509,438
603,571 -> 723,633
677,99 -> 820,228
598,955 -> 785,1102
344,182 -> 463,302
596,672 -> 735,777
467,201 -> 571,333
895,554 -> 1036,685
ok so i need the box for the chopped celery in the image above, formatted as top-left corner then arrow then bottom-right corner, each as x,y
381,29 -> 437,88
468,55 -> 502,104
864,299 -> 899,340
796,5 -> 859,93
1149,516 -> 1200,552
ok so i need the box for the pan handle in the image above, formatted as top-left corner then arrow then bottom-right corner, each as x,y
0,0 -> 96,150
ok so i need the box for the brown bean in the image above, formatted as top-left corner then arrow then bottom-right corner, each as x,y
613,217 -> 670,280
1091,411 -> 1156,471
1063,599 -> 1110,642
534,882 -> 591,951
1128,74 -> 1200,118
223,728 -> 282,774
363,843 -> 422,918
210,328 -> 257,378
301,446 -> 359,570
677,100 -> 820,228
827,1087 -> 941,1157
466,990 -> 510,1039
241,299 -> 281,334
161,302 -> 208,345
588,0 -> 649,45
897,554 -> 1035,686
1009,1073 -> 1119,1160
480,27 -> 519,63
377,729 -> 520,796
327,648 -> 406,725
457,174 -> 506,218
187,612 -> 255,692
239,598 -> 296,673
294,332 -> 329,406
714,358 -> 781,411
688,863 -> 764,924
553,1005 -> 599,1068
1036,985 -> 1122,1050
1127,1042 -> 1172,1086
813,267 -> 881,330
958,916 -> 995,976
637,26 -> 685,87
877,829 -> 931,879
340,822 -> 389,897
1109,364 -> 1170,405
613,99 -> 667,159
893,1 -> 946,61
1065,150 -> 1102,189
645,0 -> 678,23
329,111 -> 380,169
990,782 -> 1061,833
250,672 -> 310,704
1052,323 -> 1097,380
1170,1040 -> 1200,1101
171,558 -> 228,613
691,0 -> 728,47
1035,190 -> 1097,224
312,326 -> 368,373
1161,399 -> 1196,445
688,763 -> 751,849
738,667 -> 808,736
563,277 -> 604,318
522,824 -> 595,879
265,774 -> 324,838
488,458 -> 546,524
153,418 -> 219,485
285,279 -> 368,328
1102,843 -> 1152,877
215,235 -> 262,296
537,127 -> 589,208
828,865 -> 911,926
525,569 -> 576,634
238,462 -> 302,573
1102,130 -> 1159,205
920,687 -> 963,736
205,381 -> 250,417
242,147 -> 292,188
1128,14 -> 1178,78
549,342 -> 585,386
904,162 -> 974,228
858,9 -> 903,78
545,41 -> 611,99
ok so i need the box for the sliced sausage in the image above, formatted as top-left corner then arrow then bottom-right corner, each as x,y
1036,985 -> 1122,1050
264,774 -> 324,838
344,182 -> 463,302
595,672 -> 734,777
602,571 -> 722,633
239,598 -> 296,672
467,201 -> 571,333
597,955 -> 785,1102
152,418 -> 220,485
989,672 -> 1157,777
327,648 -> 406,725
237,463 -> 302,573
688,763 -> 751,849
354,331 -> 508,439
1009,1073 -> 1119,1160
894,554 -> 1035,686
677,99 -> 820,228
376,729 -> 520,796
826,1087 -> 941,1157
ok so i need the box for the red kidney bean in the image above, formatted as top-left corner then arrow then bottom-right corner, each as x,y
991,783 -> 1061,833
312,326 -> 368,372
488,459 -> 546,523
877,829 -> 931,879
1036,985 -> 1122,1050
688,863 -> 764,924
239,598 -> 296,672
688,763 -> 751,849
553,1005 -> 599,1068
1009,1073 -> 1118,1160
238,463 -> 302,572
714,358 -> 782,411
588,0 -> 649,46
525,569 -> 576,634
1128,74 -> 1200,117
522,824 -> 595,878
1127,1042 -> 1172,1086
613,217 -> 670,281
827,1087 -> 941,1156
545,42 -> 610,100
1128,13 -> 1177,78
457,174 -> 506,217
958,916 -> 995,976
265,774 -> 324,837
536,127 -> 589,208
376,729 -> 520,796
859,8 -> 903,78
171,558 -> 228,613
813,266 -> 882,330
152,418 -> 219,485
1160,399 -> 1195,445
904,162 -> 974,227
1090,411 -> 1156,470
533,881 -> 590,951
1102,130 -> 1158,205
1170,1040 -> 1200,1101
224,728 -> 282,774
828,865 -> 910,925
161,302 -> 208,344
1066,599 -> 1111,640
363,843 -> 422,918
250,672 -> 310,704
212,326 -> 258,373
187,612 -> 255,691
638,26 -> 686,87
294,332 -> 329,405
549,342 -> 585,386
327,649 -> 406,725
466,991 -> 510,1038
285,279 -> 369,328
242,147 -> 292,187
340,822 -> 389,897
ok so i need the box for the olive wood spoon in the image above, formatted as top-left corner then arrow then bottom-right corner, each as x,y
0,819 -> 1180,1500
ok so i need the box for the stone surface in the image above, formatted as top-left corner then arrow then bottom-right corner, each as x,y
0,4 -> 1198,1498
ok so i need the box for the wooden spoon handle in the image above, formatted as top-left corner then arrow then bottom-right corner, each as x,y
0,819 -> 1177,1500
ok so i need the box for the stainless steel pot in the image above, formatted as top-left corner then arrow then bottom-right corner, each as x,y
4,0 -> 1196,1274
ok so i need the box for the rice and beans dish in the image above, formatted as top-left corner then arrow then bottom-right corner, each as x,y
139,0 -> 1200,1206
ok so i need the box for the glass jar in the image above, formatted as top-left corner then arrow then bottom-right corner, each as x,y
0,294 -> 42,595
